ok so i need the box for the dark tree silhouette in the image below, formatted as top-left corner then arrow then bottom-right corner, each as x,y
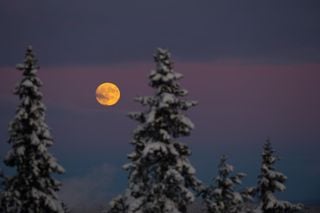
256,139 -> 303,213
107,48 -> 202,213
0,46 -> 65,213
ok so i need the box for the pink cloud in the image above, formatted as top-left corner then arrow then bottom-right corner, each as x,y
1,61 -> 320,147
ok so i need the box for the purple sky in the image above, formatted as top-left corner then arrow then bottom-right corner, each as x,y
1,0 -> 320,209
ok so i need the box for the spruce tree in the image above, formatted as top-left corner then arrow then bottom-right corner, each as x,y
0,46 -> 65,213
107,196 -> 126,213
203,155 -> 254,213
256,139 -> 303,213
107,48 -> 202,213
62,202 -> 70,213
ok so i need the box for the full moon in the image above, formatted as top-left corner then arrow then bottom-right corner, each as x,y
96,82 -> 121,106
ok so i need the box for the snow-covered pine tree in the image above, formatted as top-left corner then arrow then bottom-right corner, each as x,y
202,155 -> 254,213
62,202 -> 70,213
0,46 -> 65,213
255,139 -> 303,213
107,48 -> 202,213
106,196 -> 126,213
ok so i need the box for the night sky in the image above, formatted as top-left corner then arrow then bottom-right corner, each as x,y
1,1 -> 320,209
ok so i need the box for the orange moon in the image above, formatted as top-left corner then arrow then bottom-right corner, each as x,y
95,82 -> 121,106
